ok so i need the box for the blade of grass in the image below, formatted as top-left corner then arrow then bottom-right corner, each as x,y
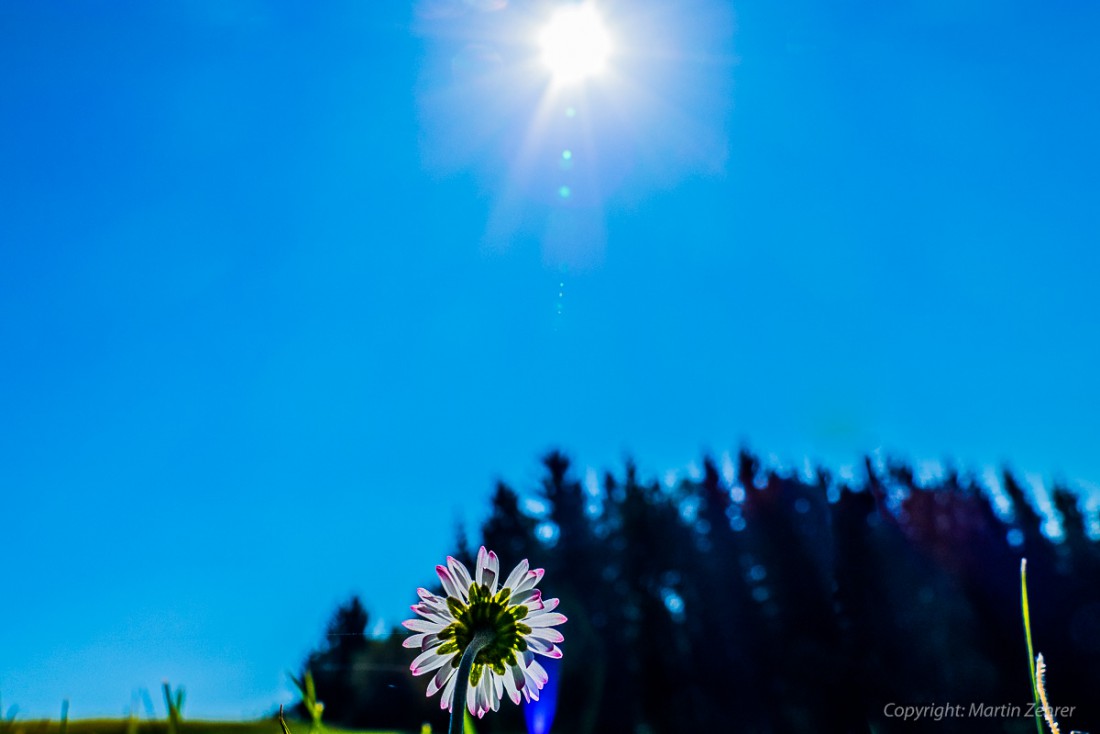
1020,559 -> 1043,734
162,682 -> 184,734
288,670 -> 324,734
126,693 -> 140,734
279,705 -> 294,734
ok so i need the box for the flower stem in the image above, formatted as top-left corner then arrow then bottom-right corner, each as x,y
449,630 -> 495,734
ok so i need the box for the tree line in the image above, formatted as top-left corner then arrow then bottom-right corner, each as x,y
296,450 -> 1100,733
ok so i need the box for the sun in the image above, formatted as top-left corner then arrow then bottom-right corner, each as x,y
539,5 -> 612,83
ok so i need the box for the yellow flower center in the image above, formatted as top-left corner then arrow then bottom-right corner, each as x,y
437,583 -> 532,682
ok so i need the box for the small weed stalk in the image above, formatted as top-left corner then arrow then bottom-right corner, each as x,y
288,671 -> 324,734
59,700 -> 69,734
1021,559 -> 1088,734
162,682 -> 184,734
1035,655 -> 1061,734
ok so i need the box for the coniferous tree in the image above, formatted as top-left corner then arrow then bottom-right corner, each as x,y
296,450 -> 1100,734
482,481 -> 537,568
300,596 -> 368,725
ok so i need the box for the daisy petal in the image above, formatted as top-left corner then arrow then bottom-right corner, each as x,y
436,565 -> 462,599
503,666 -> 521,704
523,670 -> 541,702
441,670 -> 458,711
466,668 -> 479,714
526,636 -> 563,656
480,675 -> 492,716
527,638 -> 563,658
511,589 -> 541,607
411,648 -> 452,676
476,676 -> 487,718
526,637 -> 551,654
528,626 -> 565,644
427,664 -> 456,697
447,556 -> 473,598
484,550 -> 500,593
403,618 -> 444,633
417,633 -> 443,651
513,568 -> 545,594
527,612 -> 567,628
502,559 -> 529,595
527,658 -> 549,687
475,547 -> 489,587
411,604 -> 450,624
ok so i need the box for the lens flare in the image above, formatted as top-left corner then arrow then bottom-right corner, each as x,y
539,5 -> 611,82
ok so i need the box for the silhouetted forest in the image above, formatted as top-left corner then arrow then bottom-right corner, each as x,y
296,450 -> 1100,733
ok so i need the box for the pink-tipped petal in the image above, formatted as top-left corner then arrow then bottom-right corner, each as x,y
511,589 -> 541,607
513,568 -> 544,594
403,618 -> 444,633
411,604 -> 450,624
466,667 -> 479,714
426,664 -> 456,697
503,667 -> 521,704
417,633 -> 442,651
475,547 -> 490,587
527,612 -> 567,628
526,637 -> 552,654
485,551 -> 500,593
526,637 -> 564,659
441,671 -> 458,711
477,676 -> 490,716
527,658 -> 549,686
436,565 -> 462,599
502,559 -> 529,592
447,556 -> 473,597
411,648 -> 451,676
528,627 -> 564,644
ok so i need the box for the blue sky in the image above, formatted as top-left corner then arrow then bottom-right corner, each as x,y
2,0 -> 1099,720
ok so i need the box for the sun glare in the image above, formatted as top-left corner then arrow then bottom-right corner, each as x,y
539,5 -> 612,83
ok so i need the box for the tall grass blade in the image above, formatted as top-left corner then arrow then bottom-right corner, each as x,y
162,682 -> 184,734
1021,559 -> 1043,734
288,670 -> 324,734
126,692 -> 140,734
279,705 -> 294,734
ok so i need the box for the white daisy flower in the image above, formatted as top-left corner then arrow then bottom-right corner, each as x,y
402,546 -> 566,719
